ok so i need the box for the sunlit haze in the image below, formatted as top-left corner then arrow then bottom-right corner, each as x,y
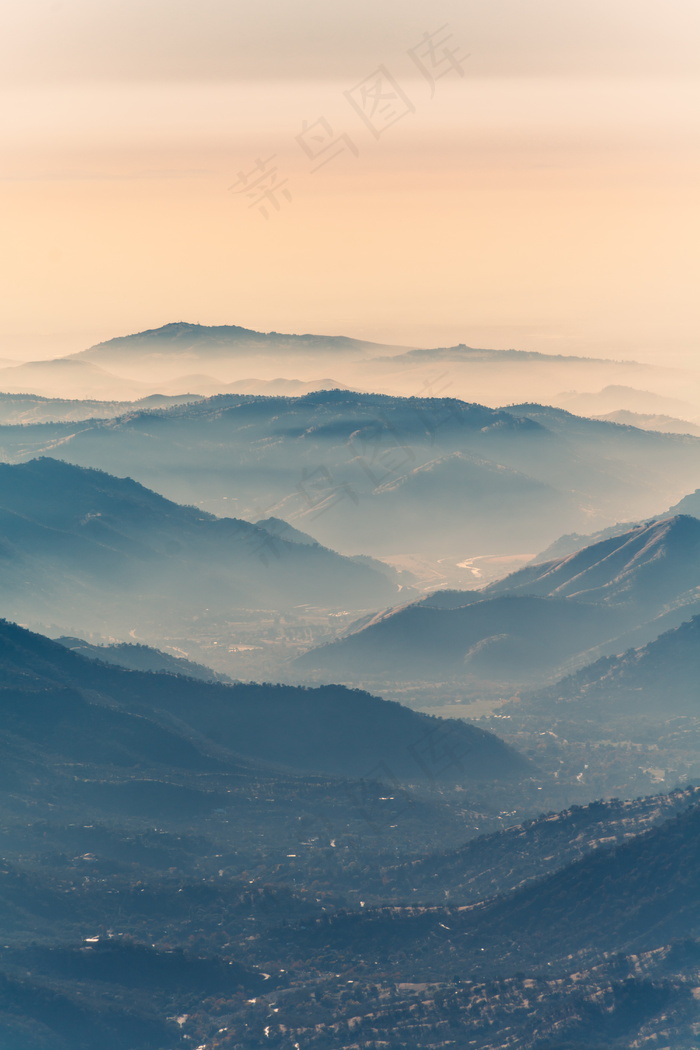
1,0 -> 699,366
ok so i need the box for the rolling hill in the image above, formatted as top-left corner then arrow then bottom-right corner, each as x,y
374,786 -> 700,905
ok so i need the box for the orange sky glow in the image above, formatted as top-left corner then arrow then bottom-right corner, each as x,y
1,0 -> 699,366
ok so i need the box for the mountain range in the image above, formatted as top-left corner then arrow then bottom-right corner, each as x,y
0,617 -> 531,790
297,515 -> 700,686
4,320 -> 697,425
484,512 -> 700,610
1,390 -> 699,570
0,391 -> 203,425
1,616 -> 698,1049
2,320 -> 700,1049
70,321 -> 401,365
296,594 -> 625,682
0,457 -> 402,638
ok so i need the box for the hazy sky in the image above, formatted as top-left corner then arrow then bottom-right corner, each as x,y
1,0 -> 699,363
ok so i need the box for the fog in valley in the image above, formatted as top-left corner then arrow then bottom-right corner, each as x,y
1,2 -> 700,1048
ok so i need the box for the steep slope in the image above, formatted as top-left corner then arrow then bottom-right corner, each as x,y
297,516 -> 700,683
0,619 -> 531,786
532,614 -> 700,718
530,518 -> 645,562
255,515 -> 323,546
484,514 -> 700,612
0,457 -> 400,634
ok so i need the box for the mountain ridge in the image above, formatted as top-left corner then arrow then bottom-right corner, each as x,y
0,617 -> 532,785
297,516 -> 700,684
0,457 -> 403,636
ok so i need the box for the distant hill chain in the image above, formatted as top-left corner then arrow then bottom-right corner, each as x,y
1,321 -> 700,1050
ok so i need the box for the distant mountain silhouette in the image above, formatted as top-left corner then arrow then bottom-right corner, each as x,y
375,343 -> 623,365
54,637 -> 233,683
554,384 -> 698,419
0,391 -> 204,424
224,376 -> 348,394
0,358 -> 147,399
592,409 -> 700,436
70,321 -> 408,366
